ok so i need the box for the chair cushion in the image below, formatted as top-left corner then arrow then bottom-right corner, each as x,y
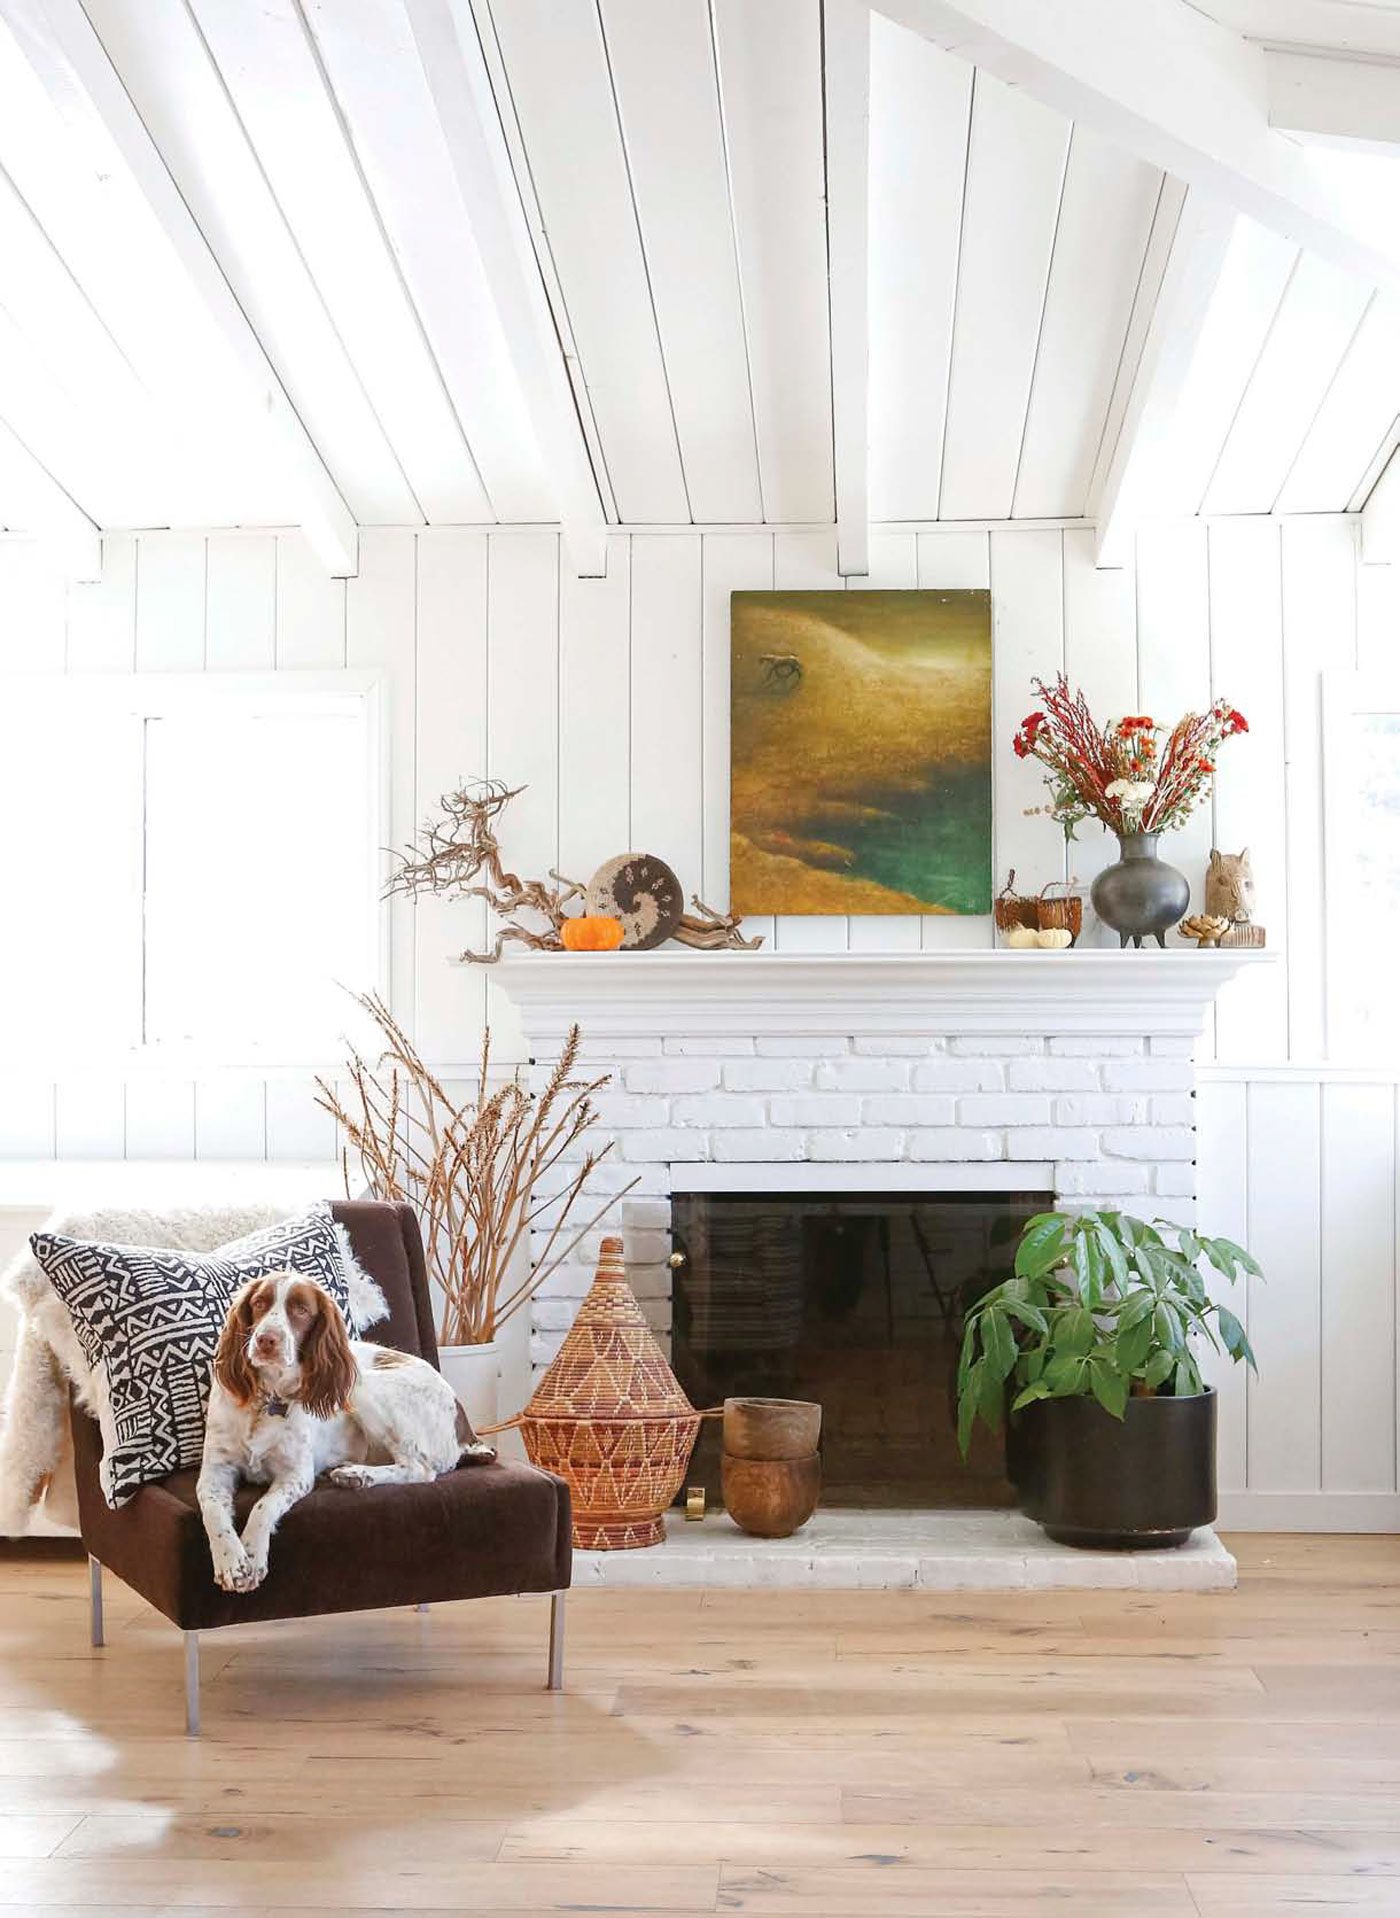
33,1202 -> 367,1507
76,1407 -> 572,1630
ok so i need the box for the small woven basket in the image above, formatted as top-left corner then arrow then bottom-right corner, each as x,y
1036,883 -> 1083,943
514,1236 -> 701,1550
994,870 -> 1039,933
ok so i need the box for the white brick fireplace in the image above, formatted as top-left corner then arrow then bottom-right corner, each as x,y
497,949 -> 1269,1374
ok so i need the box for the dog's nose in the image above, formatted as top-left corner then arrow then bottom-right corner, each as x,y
253,1331 -> 280,1356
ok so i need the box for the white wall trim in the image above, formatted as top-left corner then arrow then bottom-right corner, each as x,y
1218,1491 -> 1400,1533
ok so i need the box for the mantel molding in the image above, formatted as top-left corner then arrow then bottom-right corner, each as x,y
488,949 -> 1273,1041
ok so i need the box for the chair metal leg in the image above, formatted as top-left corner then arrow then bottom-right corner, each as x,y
87,1555 -> 103,1650
415,1602 -> 429,1613
184,1631 -> 201,1738
547,1591 -> 565,1691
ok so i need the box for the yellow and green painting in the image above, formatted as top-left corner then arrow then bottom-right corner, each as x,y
730,590 -> 992,917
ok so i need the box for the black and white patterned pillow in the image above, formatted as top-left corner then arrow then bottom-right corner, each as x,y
31,1202 -> 358,1507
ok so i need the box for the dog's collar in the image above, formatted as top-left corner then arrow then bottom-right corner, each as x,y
260,1395 -> 291,1419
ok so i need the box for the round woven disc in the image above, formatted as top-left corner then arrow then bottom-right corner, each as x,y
586,853 -> 684,951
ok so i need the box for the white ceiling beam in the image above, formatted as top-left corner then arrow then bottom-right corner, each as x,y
1361,442 -> 1400,564
872,0 -> 1400,298
402,0 -> 608,578
1089,187 -> 1238,569
0,0 -> 358,576
0,414 -> 101,579
1268,48 -> 1400,149
823,0 -> 870,578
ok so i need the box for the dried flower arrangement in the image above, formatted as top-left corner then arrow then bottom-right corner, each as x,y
387,776 -> 760,960
1012,675 -> 1248,839
315,991 -> 630,1346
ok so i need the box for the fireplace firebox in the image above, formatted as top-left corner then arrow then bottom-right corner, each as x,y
669,1189 -> 1054,1511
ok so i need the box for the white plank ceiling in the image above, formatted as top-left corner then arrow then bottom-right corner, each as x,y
0,0 -> 1396,543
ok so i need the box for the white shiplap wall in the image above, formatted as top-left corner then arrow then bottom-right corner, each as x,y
1,515 -> 1397,1528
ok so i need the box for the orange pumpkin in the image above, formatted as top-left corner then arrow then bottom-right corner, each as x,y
561,914 -> 624,952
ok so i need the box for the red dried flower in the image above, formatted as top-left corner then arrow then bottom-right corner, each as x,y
1013,733 -> 1030,759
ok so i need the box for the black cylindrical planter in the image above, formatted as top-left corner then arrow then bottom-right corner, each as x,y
1012,1388 -> 1216,1549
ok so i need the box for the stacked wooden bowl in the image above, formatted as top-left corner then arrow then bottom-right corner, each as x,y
721,1397 -> 822,1538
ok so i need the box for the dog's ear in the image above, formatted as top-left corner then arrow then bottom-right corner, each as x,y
213,1279 -> 263,1408
298,1288 -> 357,1420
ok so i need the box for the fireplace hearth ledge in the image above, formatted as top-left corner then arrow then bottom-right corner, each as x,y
572,1509 -> 1236,1591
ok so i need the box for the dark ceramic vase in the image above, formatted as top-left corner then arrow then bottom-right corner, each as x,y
1012,1388 -> 1217,1550
1090,832 -> 1190,948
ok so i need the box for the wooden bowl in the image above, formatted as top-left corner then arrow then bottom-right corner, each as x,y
722,1396 -> 822,1461
721,1451 -> 821,1538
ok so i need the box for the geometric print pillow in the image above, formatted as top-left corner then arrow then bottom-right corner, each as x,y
30,1201 -> 356,1508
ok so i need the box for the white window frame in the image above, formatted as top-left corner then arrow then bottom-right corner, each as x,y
1322,669 -> 1400,1064
0,671 -> 388,1070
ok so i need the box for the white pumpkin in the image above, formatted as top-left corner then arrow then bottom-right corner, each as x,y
1035,928 -> 1073,950
1004,926 -> 1040,949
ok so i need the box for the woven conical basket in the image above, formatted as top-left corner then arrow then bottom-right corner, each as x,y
519,1235 -> 700,1549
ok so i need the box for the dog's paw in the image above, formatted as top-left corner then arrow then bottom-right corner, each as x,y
460,1441 -> 496,1464
211,1541 -> 252,1592
230,1549 -> 268,1593
329,1464 -> 374,1489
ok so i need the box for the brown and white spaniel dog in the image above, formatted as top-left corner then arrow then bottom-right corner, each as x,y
197,1271 -> 492,1594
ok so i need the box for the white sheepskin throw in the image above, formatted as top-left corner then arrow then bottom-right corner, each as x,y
0,1202 -> 387,1536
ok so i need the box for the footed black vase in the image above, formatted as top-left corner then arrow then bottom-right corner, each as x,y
1090,832 -> 1189,948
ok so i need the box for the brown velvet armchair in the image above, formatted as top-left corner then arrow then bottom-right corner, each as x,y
73,1200 -> 572,1734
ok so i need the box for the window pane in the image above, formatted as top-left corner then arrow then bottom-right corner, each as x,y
0,703 -> 142,1061
142,705 -> 376,1055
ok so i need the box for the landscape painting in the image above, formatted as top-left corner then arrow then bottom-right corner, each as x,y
730,590 -> 993,917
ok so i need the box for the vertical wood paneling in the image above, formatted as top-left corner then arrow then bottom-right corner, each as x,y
1195,1078 -> 1249,1492
771,529 -> 848,954
347,528 -> 417,1027
0,1079 -> 55,1158
124,1077 -> 196,1158
194,1078 -> 267,1160
1321,1082 -> 1396,1492
700,530 -> 773,932
867,16 -> 969,523
631,535 -> 704,907
265,1076 -> 337,1163
135,533 -> 206,671
65,534 -> 136,673
275,531 -> 345,669
1061,527 -> 1138,918
990,527 -> 1066,901
1208,518 -> 1288,1061
1357,553 -> 1400,677
939,75 -> 1069,520
1282,517 -> 1356,1059
0,543 -> 66,673
1136,521 -> 1213,942
415,528 -> 489,1060
711,0 -> 833,521
559,536 -> 632,878
485,533 -> 561,1057
205,534 -> 276,670
54,1079 -> 125,1159
1245,1077 -> 1322,1493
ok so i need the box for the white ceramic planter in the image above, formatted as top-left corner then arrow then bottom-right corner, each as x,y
437,1339 -> 500,1437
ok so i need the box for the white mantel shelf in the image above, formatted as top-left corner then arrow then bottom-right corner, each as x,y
489,948 -> 1273,1040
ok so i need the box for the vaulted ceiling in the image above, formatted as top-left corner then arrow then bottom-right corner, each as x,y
0,0 -> 1396,573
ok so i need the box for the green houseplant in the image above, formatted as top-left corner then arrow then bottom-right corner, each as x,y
957,1209 -> 1259,1549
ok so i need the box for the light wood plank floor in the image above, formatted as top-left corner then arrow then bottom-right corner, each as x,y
0,1536 -> 1395,1913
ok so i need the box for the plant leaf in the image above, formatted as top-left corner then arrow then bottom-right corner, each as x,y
1015,1216 -> 1069,1281
1089,1359 -> 1129,1420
